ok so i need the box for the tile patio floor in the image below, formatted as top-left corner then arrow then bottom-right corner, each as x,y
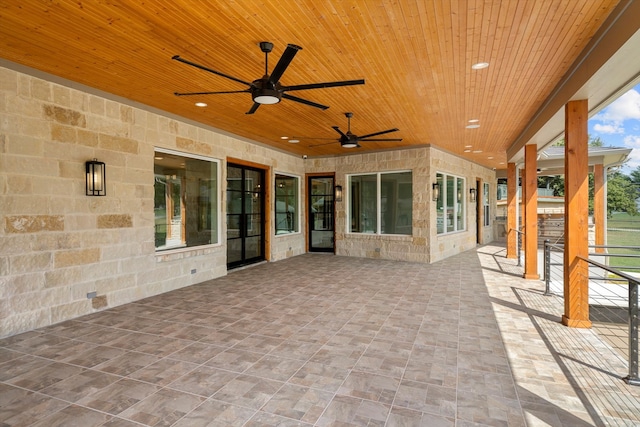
1,244 -> 639,426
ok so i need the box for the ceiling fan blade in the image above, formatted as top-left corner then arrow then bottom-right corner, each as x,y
245,102 -> 261,115
332,126 -> 348,139
357,128 -> 399,139
309,141 -> 339,148
282,93 -> 329,110
268,44 -> 302,85
291,137 -> 337,140
174,90 -> 250,96
172,55 -> 251,86
282,79 -> 365,91
359,138 -> 404,142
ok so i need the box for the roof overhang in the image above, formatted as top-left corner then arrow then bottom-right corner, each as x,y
507,1 -> 640,165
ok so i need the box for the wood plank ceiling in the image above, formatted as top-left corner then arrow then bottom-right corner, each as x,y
0,1 -> 621,169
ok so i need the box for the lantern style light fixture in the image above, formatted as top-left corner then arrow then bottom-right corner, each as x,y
335,185 -> 343,202
85,159 -> 106,196
432,182 -> 440,201
469,188 -> 477,202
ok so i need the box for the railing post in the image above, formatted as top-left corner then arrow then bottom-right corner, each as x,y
626,279 -> 640,386
517,230 -> 522,267
544,239 -> 552,296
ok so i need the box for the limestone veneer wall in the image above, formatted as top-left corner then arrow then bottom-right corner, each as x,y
308,149 -> 432,263
430,148 -> 496,263
308,147 -> 495,264
0,65 -> 306,337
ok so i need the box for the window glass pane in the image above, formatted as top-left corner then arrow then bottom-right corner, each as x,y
436,173 -> 444,234
436,172 -> 466,234
446,176 -> 455,232
154,151 -> 218,250
456,177 -> 464,230
484,182 -> 490,226
381,172 -> 412,235
275,174 -> 298,234
349,174 -> 378,233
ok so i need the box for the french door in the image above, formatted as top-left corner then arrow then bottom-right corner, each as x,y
308,176 -> 335,252
227,164 -> 265,269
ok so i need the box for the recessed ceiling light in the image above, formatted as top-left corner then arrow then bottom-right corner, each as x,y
471,62 -> 489,70
154,156 -> 163,160
280,136 -> 289,140
288,139 -> 299,143
464,149 -> 471,153
465,124 -> 480,129
488,156 -> 494,160
465,145 -> 472,148
468,119 -> 479,123
473,150 -> 483,153
195,102 -> 207,107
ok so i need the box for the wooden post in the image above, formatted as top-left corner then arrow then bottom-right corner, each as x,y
524,144 -> 539,279
594,163 -> 605,253
506,162 -> 517,259
563,100 -> 591,328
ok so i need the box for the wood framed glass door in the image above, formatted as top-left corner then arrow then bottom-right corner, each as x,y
227,164 -> 265,269
308,176 -> 335,252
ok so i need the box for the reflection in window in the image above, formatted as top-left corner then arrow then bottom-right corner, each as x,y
349,171 -> 412,235
275,174 -> 299,234
436,172 -> 466,234
154,149 -> 218,251
483,182 -> 490,227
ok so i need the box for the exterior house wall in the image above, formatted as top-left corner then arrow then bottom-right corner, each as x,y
308,147 -> 495,264
0,65 -> 496,338
0,66 -> 306,337
430,148 -> 496,263
308,149 -> 431,263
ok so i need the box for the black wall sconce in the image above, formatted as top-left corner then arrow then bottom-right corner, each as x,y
432,182 -> 440,201
335,185 -> 343,202
469,188 -> 477,202
85,159 -> 106,196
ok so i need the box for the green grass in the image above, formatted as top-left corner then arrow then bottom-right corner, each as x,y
606,213 -> 640,271
608,212 -> 640,230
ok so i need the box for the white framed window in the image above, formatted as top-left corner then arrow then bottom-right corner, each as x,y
275,173 -> 300,235
154,148 -> 220,251
348,171 -> 412,235
436,172 -> 466,234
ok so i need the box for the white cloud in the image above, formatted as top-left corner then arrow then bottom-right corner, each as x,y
623,134 -> 640,171
594,89 -> 640,124
593,123 -> 624,134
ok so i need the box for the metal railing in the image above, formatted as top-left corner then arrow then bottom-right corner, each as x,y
511,228 -> 524,267
543,240 -> 640,386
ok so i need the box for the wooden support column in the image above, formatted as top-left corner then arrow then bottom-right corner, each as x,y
506,162 -> 517,258
524,144 -> 539,279
563,99 -> 591,328
594,163 -> 605,253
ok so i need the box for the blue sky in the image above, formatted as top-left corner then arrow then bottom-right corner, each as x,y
588,82 -> 640,174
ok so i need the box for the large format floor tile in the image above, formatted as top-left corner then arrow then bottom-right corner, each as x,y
1,245 -> 639,426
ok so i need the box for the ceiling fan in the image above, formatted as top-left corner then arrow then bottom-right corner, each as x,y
309,112 -> 402,148
173,42 -> 365,115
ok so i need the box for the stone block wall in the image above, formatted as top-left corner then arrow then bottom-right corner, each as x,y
308,147 -> 496,264
0,64 -> 496,337
0,65 -> 305,337
430,148 -> 496,263
331,149 -> 431,262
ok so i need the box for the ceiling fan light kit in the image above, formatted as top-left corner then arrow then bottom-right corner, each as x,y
308,112 -> 402,149
173,42 -> 364,114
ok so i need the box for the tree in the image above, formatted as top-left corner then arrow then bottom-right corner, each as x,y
538,175 -> 565,196
631,165 -> 640,185
552,135 -> 604,147
606,171 -> 638,216
629,165 -> 640,202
